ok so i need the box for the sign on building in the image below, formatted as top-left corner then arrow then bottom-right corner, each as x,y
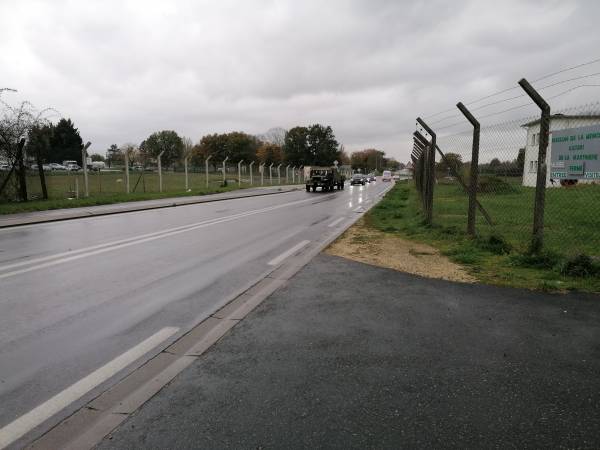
550,124 -> 600,180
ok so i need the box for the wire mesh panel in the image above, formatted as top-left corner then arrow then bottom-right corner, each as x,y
424,102 -> 600,258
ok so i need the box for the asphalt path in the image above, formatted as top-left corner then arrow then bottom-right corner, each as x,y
0,180 -> 390,448
98,254 -> 600,449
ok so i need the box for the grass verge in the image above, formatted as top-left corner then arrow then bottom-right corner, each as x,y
366,181 -> 600,293
0,185 -> 245,215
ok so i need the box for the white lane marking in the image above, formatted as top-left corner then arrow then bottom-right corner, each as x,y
267,240 -> 311,266
0,327 -> 179,450
0,197 -> 316,280
352,206 -> 364,212
328,217 -> 345,228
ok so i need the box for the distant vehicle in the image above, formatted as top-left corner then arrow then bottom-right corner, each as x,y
132,164 -> 144,171
49,163 -> 67,171
392,173 -> 400,180
62,160 -> 78,167
29,163 -> 39,170
66,163 -> 81,171
0,163 -> 10,171
350,173 -> 366,186
306,166 -> 345,192
42,164 -> 52,171
382,170 -> 392,181
91,161 -> 106,171
368,174 -> 376,182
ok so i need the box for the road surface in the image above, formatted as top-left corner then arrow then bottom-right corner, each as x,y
0,180 -> 390,448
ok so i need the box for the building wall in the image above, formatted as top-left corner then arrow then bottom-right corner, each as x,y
522,118 -> 600,187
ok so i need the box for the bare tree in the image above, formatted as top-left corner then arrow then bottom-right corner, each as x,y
257,127 -> 287,147
0,89 -> 55,201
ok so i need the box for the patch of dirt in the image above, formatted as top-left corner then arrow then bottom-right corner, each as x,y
326,219 -> 476,283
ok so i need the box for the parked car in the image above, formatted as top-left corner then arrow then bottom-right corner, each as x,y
91,161 -> 106,171
48,163 -> 67,171
368,173 -> 376,182
42,164 -> 53,171
392,173 -> 400,180
382,170 -> 392,181
66,163 -> 81,171
350,173 -> 366,186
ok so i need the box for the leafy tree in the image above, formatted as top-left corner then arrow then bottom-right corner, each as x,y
90,153 -> 105,162
256,143 -> 283,165
283,126 -> 309,166
306,124 -> 339,166
105,144 -> 122,167
26,124 -> 54,199
258,127 -> 286,146
50,118 -> 83,164
141,130 -> 184,167
436,152 -> 463,177
192,132 -> 260,168
350,148 -> 385,172
283,124 -> 340,166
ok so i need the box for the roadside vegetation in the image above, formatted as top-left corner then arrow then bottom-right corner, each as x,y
364,181 -> 600,293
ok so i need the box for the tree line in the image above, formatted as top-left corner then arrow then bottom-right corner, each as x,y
1,90 -> 404,203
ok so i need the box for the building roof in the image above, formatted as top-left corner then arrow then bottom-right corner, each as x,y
522,113 -> 600,128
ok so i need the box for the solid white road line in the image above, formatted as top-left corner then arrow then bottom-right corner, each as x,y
0,197 -> 316,280
0,327 -> 179,450
328,217 -> 345,228
268,240 -> 311,266
352,206 -> 364,212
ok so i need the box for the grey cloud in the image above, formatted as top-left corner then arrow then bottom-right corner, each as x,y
1,0 -> 599,161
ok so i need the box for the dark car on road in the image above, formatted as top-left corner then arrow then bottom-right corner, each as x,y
350,174 -> 366,186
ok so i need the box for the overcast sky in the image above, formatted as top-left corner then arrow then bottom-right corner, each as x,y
1,0 -> 600,161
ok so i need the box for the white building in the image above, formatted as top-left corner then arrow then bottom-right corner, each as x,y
522,114 -> 600,187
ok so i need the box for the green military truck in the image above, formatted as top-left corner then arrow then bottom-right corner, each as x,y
306,166 -> 345,192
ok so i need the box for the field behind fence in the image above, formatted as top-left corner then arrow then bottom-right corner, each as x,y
1,163 -> 306,202
413,101 -> 600,259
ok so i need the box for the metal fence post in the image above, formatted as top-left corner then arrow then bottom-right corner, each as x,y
277,164 -> 282,184
269,163 -> 273,185
82,142 -> 91,197
260,163 -> 264,186
205,155 -> 212,189
238,160 -> 244,185
519,78 -> 550,254
299,166 -> 303,183
158,150 -> 165,193
222,156 -> 229,185
416,118 -> 436,225
125,150 -> 130,193
249,161 -> 255,185
292,166 -> 296,184
286,164 -> 290,183
457,102 -> 481,236
184,156 -> 189,191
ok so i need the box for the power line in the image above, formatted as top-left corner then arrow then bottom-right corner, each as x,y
433,84 -> 600,132
424,56 -> 600,118
430,71 -> 600,125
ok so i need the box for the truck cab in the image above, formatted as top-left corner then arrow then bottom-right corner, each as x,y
306,167 -> 345,192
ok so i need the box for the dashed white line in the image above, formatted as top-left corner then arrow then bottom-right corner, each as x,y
268,240 -> 311,266
328,217 -> 345,227
0,327 -> 179,449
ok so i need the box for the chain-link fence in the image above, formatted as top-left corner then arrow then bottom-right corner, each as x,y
413,102 -> 600,259
0,161 -> 306,202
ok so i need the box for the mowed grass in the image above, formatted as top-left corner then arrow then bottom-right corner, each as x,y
367,180 -> 600,293
0,170 -> 293,214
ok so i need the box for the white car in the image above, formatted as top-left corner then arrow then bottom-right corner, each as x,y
66,163 -> 81,171
49,163 -> 67,171
392,173 -> 400,180
382,170 -> 392,181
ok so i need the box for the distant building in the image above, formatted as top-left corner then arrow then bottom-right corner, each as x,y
522,114 -> 600,187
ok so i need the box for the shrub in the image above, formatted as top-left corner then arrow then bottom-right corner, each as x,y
476,234 -> 512,255
510,251 -> 563,270
559,254 -> 600,278
476,176 -> 517,194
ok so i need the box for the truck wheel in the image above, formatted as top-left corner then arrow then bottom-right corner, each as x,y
306,185 -> 310,192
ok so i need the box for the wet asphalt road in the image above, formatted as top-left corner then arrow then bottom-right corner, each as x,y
98,254 -> 600,450
0,180 -> 389,445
